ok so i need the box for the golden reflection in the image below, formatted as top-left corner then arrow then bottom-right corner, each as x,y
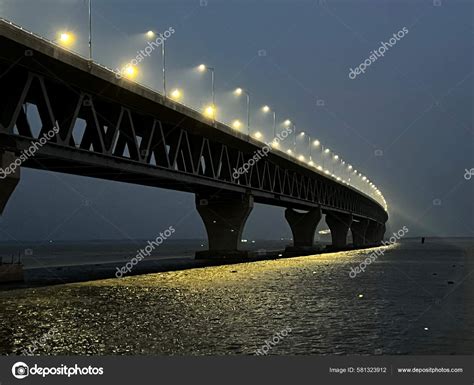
79,244 -> 398,289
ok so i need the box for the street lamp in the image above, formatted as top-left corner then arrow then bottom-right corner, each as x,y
232,119 -> 242,130
332,154 -> 339,174
262,105 -> 276,140
234,88 -> 250,135
58,32 -> 75,47
123,64 -> 137,79
198,64 -> 216,108
170,88 -> 182,101
312,139 -> 320,163
321,146 -> 330,170
204,105 -> 216,119
146,30 -> 167,96
292,124 -> 297,154
88,0 -> 92,60
299,131 -> 312,161
254,131 -> 263,140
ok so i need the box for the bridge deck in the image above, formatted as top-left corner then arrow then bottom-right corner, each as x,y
0,18 -> 387,224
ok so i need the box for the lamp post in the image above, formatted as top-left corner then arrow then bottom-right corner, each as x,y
235,88 -> 250,135
299,131 -> 311,161
293,124 -> 297,153
262,105 -> 276,141
312,139 -> 320,164
198,64 -> 215,107
147,30 -> 166,96
88,0 -> 92,60
322,146 -> 330,170
332,154 -> 339,174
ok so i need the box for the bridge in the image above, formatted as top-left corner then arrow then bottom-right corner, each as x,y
0,19 -> 388,259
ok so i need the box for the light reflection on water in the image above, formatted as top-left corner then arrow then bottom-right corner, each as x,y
1,239 -> 473,355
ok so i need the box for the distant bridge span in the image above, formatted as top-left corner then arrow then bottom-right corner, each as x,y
0,19 -> 387,257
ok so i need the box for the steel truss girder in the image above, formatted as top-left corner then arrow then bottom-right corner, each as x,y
0,65 -> 387,224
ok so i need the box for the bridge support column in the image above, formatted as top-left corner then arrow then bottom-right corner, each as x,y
366,220 -> 383,245
195,193 -> 253,259
350,219 -> 369,247
378,223 -> 386,243
326,212 -> 353,249
284,207 -> 322,256
0,151 -> 20,215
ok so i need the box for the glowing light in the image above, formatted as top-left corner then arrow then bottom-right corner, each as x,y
317,166 -> 323,171
362,176 -> 367,180
284,119 -> 291,126
232,120 -> 242,130
299,131 -> 305,136
313,140 -> 320,146
234,87 -> 243,96
198,64 -> 207,72
58,32 -> 74,46
124,65 -> 137,79
254,131 -> 263,139
334,154 -> 339,160
286,149 -> 293,154
146,30 -> 155,38
298,155 -> 305,161
262,105 -> 270,113
348,165 -> 353,170
271,140 -> 280,148
324,148 -> 330,154
204,105 -> 216,119
324,170 -> 331,175
308,160 -> 314,166
170,89 -> 182,101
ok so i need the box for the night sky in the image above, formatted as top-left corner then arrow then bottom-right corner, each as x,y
1,0 -> 473,241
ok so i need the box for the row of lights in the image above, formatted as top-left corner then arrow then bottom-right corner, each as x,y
55,29 -> 387,211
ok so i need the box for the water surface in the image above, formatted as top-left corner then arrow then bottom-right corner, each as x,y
1,238 -> 473,355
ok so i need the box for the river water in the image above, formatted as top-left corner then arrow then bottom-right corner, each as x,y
1,238 -> 473,355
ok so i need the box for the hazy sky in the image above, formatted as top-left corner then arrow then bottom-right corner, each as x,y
0,0 -> 473,241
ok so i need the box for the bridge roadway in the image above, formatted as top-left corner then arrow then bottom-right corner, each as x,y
0,19 -> 388,258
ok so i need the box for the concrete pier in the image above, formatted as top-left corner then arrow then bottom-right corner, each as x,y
284,207 -> 322,255
350,219 -> 369,247
326,212 -> 353,248
195,193 -> 253,259
366,220 -> 384,245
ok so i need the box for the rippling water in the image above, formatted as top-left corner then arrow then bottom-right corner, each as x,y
1,238 -> 473,355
